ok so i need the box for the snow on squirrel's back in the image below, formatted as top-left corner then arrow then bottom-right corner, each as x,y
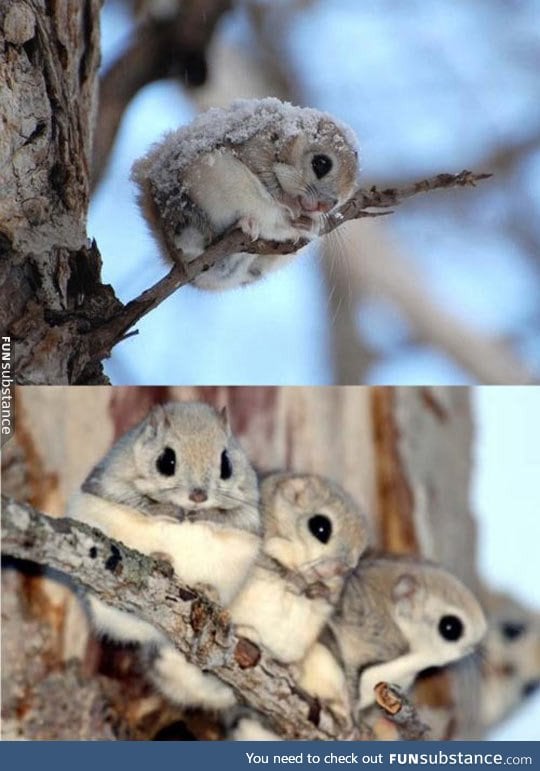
131,98 -> 358,191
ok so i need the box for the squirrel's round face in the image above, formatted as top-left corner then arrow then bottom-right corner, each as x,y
131,403 -> 257,512
262,473 -> 368,580
392,570 -> 487,667
273,121 -> 359,217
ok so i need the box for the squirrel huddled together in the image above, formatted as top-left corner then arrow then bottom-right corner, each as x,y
67,401 -> 487,738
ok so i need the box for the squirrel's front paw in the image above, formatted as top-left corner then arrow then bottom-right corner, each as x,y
238,215 -> 260,241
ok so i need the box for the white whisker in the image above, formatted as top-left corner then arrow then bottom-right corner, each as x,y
217,489 -> 260,511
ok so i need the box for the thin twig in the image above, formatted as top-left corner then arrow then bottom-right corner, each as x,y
325,170 -> 492,228
374,682 -> 430,740
86,170 -> 491,360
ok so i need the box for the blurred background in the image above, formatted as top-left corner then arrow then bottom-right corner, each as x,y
473,388 -> 540,739
90,0 -> 540,385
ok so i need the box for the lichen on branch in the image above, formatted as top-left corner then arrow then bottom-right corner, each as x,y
0,495 -> 352,740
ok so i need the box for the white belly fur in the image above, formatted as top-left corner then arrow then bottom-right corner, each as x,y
232,718 -> 281,741
87,595 -> 165,646
149,644 -> 236,710
68,492 -> 260,605
69,492 -> 259,709
298,642 -> 350,720
230,566 -> 331,663
184,150 -> 300,243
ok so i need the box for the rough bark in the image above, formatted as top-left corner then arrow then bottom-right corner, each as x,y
1,562 -> 123,740
0,0 -> 109,385
1,497 -> 360,741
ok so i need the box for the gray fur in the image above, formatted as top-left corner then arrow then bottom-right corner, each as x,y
132,98 -> 359,290
80,402 -> 261,535
328,556 -> 487,711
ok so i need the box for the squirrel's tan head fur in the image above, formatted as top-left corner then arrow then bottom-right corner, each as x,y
351,558 -> 487,667
104,402 -> 259,517
260,472 -> 368,584
273,117 -> 359,217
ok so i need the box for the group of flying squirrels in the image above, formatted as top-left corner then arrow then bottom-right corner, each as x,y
68,400 -> 488,740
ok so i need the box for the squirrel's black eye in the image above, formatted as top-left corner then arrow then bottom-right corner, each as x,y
308,514 -> 332,544
500,621 -> 526,641
156,447 -> 176,476
438,614 -> 464,642
522,680 -> 540,698
220,449 -> 233,480
311,154 -> 333,179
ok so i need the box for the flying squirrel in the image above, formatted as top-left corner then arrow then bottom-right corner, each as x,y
300,556 -> 487,721
132,97 -> 359,290
229,471 -> 369,663
67,401 -> 261,711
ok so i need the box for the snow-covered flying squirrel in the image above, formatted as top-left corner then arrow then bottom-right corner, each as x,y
131,97 -> 359,290
310,556 -> 487,718
66,401 -> 261,710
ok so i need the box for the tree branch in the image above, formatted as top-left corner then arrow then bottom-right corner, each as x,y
92,0 -> 232,189
85,170 -> 492,362
325,170 -> 491,225
373,683 -> 429,740
0,495 -> 354,740
1,495 -> 437,741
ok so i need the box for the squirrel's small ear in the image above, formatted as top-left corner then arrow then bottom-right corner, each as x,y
141,403 -> 169,441
392,572 -> 424,619
219,405 -> 229,430
276,474 -> 310,506
392,573 -> 418,603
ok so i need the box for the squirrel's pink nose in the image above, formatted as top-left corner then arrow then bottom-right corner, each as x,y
299,195 -> 336,213
189,488 -> 208,503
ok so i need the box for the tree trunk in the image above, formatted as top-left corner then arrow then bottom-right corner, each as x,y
0,0 -> 117,385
